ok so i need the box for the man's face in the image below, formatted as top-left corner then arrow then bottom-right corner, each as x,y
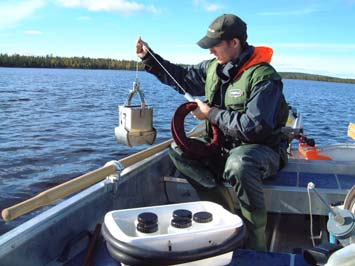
209,39 -> 241,64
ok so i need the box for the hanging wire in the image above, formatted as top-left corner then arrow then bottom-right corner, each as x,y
307,184 -> 316,247
143,45 -> 194,102
135,57 -> 140,81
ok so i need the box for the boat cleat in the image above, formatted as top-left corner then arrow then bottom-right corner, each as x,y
104,160 -> 124,192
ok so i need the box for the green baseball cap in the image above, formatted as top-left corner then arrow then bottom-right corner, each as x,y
197,14 -> 247,49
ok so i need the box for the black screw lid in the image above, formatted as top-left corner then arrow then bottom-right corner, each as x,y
171,218 -> 192,228
173,209 -> 192,220
136,212 -> 158,234
193,211 -> 213,223
136,222 -> 158,233
137,212 -> 158,225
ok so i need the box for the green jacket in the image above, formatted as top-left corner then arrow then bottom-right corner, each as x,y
142,45 -> 289,150
205,47 -> 289,149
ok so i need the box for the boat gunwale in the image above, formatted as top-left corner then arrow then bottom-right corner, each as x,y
0,149 -> 170,260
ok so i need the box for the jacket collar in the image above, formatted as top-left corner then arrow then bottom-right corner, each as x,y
233,45 -> 274,80
216,44 -> 254,83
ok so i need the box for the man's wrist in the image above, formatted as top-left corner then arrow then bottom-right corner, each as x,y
207,106 -> 222,124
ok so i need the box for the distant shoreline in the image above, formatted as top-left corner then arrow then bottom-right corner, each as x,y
279,72 -> 355,84
1,53 -> 355,84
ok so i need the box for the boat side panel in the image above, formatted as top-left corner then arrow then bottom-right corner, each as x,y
0,184 -> 113,266
264,159 -> 355,215
0,151 -> 173,266
111,151 -> 174,210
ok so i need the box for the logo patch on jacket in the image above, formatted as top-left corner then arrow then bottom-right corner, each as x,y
229,89 -> 244,98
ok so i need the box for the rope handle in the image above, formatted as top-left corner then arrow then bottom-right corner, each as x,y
125,81 -> 146,109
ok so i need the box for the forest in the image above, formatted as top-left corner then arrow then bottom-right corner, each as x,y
0,53 -> 144,70
1,53 -> 355,84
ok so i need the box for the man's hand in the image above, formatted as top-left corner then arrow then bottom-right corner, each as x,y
191,99 -> 210,120
136,37 -> 149,59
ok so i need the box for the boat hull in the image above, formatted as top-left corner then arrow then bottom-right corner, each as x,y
0,145 -> 355,265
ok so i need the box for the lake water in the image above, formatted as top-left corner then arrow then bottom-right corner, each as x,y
1,67 -> 355,234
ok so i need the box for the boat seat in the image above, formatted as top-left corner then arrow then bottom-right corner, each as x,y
164,158 -> 355,216
231,249 -> 306,266
263,159 -> 355,215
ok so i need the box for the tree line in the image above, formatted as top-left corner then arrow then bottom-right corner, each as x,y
0,53 -> 144,70
279,72 -> 355,84
1,53 -> 355,84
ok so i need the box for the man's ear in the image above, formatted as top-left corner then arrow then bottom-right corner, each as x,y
232,38 -> 240,48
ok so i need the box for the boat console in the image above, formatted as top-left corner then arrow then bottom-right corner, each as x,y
101,201 -> 245,265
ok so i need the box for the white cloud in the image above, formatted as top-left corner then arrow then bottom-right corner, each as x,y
205,4 -> 222,12
273,53 -> 355,79
257,8 -> 318,16
0,0 -> 45,30
24,29 -> 43,35
57,0 -> 160,14
264,42 -> 355,50
158,42 -> 355,79
256,3 -> 328,17
254,42 -> 355,78
146,5 -> 161,14
193,0 -> 223,12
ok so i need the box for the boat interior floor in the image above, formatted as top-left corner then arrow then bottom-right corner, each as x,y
50,211 -> 320,266
63,235 -> 307,266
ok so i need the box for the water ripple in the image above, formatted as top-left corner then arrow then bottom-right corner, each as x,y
1,68 -> 355,234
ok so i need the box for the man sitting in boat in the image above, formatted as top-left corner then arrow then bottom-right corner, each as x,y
136,13 -> 289,251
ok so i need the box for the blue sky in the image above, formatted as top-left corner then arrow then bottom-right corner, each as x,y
1,0 -> 355,78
